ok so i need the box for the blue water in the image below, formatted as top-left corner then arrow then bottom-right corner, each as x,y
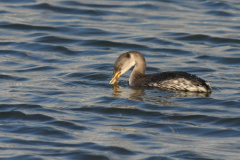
0,0 -> 240,159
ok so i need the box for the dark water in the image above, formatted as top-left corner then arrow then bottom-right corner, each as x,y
0,0 -> 240,159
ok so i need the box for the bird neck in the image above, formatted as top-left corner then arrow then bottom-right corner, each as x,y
133,63 -> 146,76
129,57 -> 146,85
133,53 -> 146,75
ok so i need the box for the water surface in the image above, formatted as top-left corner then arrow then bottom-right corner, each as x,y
0,0 -> 240,159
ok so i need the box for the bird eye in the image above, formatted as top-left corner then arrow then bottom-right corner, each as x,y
126,53 -> 130,58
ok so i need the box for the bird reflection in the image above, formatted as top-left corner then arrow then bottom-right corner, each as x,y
111,85 -> 121,97
111,84 -> 144,101
111,83 -> 211,104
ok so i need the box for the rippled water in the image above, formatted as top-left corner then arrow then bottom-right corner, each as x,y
0,0 -> 240,159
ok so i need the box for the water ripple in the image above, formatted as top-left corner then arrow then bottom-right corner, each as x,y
0,23 -> 57,32
22,3 -> 112,16
176,34 -> 240,46
205,10 -> 235,17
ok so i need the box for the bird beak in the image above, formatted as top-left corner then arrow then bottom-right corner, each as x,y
109,71 -> 121,84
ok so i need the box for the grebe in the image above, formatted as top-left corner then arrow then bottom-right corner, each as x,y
109,51 -> 212,93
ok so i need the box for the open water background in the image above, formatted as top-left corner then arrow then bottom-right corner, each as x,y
0,0 -> 240,159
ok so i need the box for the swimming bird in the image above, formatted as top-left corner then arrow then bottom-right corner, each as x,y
109,51 -> 212,93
